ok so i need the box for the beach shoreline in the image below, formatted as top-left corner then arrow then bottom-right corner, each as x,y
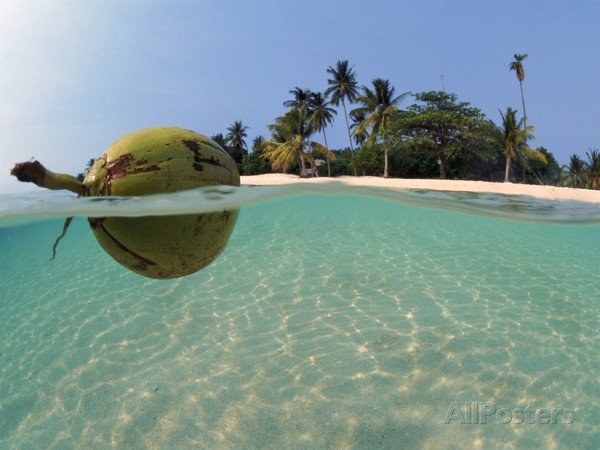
241,174 -> 600,203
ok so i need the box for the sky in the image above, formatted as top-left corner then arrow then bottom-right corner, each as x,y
1,0 -> 599,193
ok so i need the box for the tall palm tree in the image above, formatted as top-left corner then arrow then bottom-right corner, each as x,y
284,87 -> 312,111
262,108 -> 315,177
325,60 -> 359,174
585,148 -> 600,190
225,120 -> 249,164
499,107 -> 545,182
560,154 -> 587,188
352,78 -> 409,178
308,91 -> 337,176
509,54 -> 529,134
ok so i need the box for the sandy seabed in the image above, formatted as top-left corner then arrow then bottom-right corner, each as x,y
241,174 -> 600,204
2,176 -> 599,448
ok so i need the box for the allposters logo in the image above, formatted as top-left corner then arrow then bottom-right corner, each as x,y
444,402 -> 574,425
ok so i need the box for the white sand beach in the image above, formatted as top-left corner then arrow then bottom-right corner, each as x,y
241,174 -> 600,204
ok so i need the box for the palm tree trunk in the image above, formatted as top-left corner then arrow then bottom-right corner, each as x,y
384,149 -> 389,178
322,129 -> 331,177
342,98 -> 358,176
504,155 -> 512,182
439,156 -> 446,179
519,79 -> 527,166
519,80 -> 527,131
519,81 -> 527,185
299,152 -> 307,177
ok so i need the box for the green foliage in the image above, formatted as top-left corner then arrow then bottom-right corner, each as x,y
241,136 -> 271,175
262,107 -> 317,176
351,144 -> 384,175
386,91 -> 497,179
351,78 -> 409,145
325,60 -> 359,107
284,87 -> 312,111
325,60 -> 359,160
351,142 -> 444,178
308,91 -> 337,176
509,53 -> 529,138
585,148 -> 600,189
498,107 -> 547,182
560,154 -> 587,188
225,120 -> 249,165
350,109 -> 367,147
329,149 -> 355,176
351,78 -> 409,177
308,92 -> 336,132
226,60 -> 596,188
559,150 -> 600,190
211,133 -> 229,152
455,120 -> 505,180
509,54 -> 528,83
499,107 -> 524,161
515,147 -> 560,185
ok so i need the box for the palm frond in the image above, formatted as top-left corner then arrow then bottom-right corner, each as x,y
310,142 -> 336,161
522,147 -> 547,165
325,59 -> 359,105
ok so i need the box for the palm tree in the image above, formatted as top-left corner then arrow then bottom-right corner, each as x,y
225,120 -> 249,164
585,148 -> 600,189
499,107 -> 545,182
76,158 -> 97,182
262,108 -> 316,177
211,133 -> 229,151
352,78 -> 409,178
308,91 -> 337,176
325,60 -> 359,174
509,54 -> 529,134
260,129 -> 293,173
349,110 -> 368,147
284,87 -> 312,111
560,154 -> 587,188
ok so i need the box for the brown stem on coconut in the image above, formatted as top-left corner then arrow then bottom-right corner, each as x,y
11,161 -> 83,260
11,161 -> 85,195
52,217 -> 74,260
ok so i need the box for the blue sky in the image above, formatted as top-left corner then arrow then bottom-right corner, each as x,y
1,0 -> 599,193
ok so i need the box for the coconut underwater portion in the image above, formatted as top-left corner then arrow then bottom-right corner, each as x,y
12,126 -> 241,279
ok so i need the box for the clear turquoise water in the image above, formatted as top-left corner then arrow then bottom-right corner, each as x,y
1,185 -> 599,448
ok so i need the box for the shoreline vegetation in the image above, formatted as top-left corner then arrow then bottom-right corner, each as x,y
240,174 -> 600,204
210,59 -> 599,192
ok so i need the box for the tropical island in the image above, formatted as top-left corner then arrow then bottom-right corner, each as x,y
206,58 -> 598,196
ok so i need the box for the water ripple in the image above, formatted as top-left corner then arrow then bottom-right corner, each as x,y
1,182 -> 600,227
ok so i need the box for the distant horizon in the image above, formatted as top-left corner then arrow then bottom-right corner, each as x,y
2,0 -> 599,193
